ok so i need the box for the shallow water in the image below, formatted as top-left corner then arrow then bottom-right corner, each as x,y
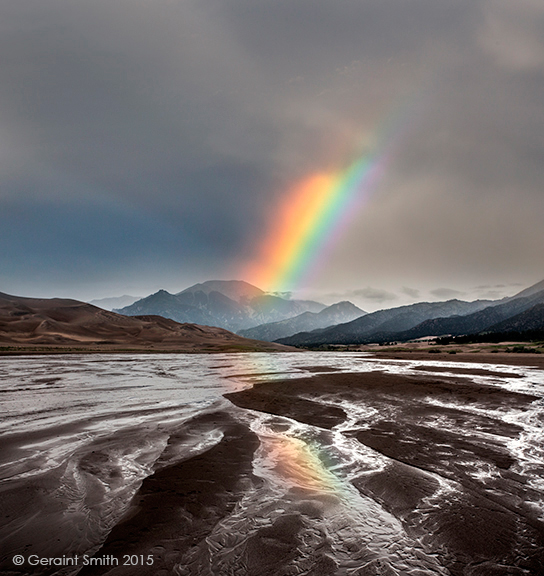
1,352 -> 543,575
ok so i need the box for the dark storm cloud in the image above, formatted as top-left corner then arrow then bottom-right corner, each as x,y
0,0 -> 543,298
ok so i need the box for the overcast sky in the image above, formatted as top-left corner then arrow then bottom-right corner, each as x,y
1,0 -> 543,310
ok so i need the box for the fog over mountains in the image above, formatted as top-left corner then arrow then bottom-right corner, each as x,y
89,295 -> 141,311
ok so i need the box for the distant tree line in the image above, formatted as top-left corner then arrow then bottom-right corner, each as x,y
436,330 -> 544,346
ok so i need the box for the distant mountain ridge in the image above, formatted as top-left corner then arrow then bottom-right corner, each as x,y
386,290 -> 544,343
277,280 -> 544,346
88,295 -> 141,311
485,302 -> 544,333
116,280 -> 326,332
5,279 -> 543,349
502,279 -> 544,302
239,301 -> 366,342
277,298 -> 494,346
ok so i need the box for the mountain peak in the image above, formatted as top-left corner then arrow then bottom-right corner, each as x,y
177,280 -> 264,302
327,301 -> 366,313
116,280 -> 325,332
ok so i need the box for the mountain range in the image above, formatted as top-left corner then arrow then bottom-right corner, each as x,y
277,280 -> 544,346
384,290 -> 544,343
115,280 -> 327,332
114,278 -> 544,346
238,301 -> 366,342
485,302 -> 544,334
5,278 -> 541,352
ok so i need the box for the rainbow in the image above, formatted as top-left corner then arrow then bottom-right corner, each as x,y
242,150 -> 390,293
239,86 -> 423,294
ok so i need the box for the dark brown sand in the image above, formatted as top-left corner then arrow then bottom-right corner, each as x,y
77,412 -> 260,576
224,384 -> 347,429
73,412 -> 332,576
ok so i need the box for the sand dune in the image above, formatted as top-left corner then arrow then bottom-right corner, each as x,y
0,292 -> 293,353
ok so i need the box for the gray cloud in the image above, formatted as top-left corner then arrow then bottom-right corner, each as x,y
474,290 -> 505,300
479,0 -> 544,71
0,0 -> 542,299
430,288 -> 466,299
471,282 -> 525,301
354,288 -> 398,302
402,287 -> 421,299
324,288 -> 398,305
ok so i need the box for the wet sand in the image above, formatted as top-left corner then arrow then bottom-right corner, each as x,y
2,353 -> 544,575
226,369 -> 544,575
77,412 -> 260,576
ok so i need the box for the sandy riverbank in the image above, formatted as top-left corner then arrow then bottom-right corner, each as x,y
369,350 -> 544,369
